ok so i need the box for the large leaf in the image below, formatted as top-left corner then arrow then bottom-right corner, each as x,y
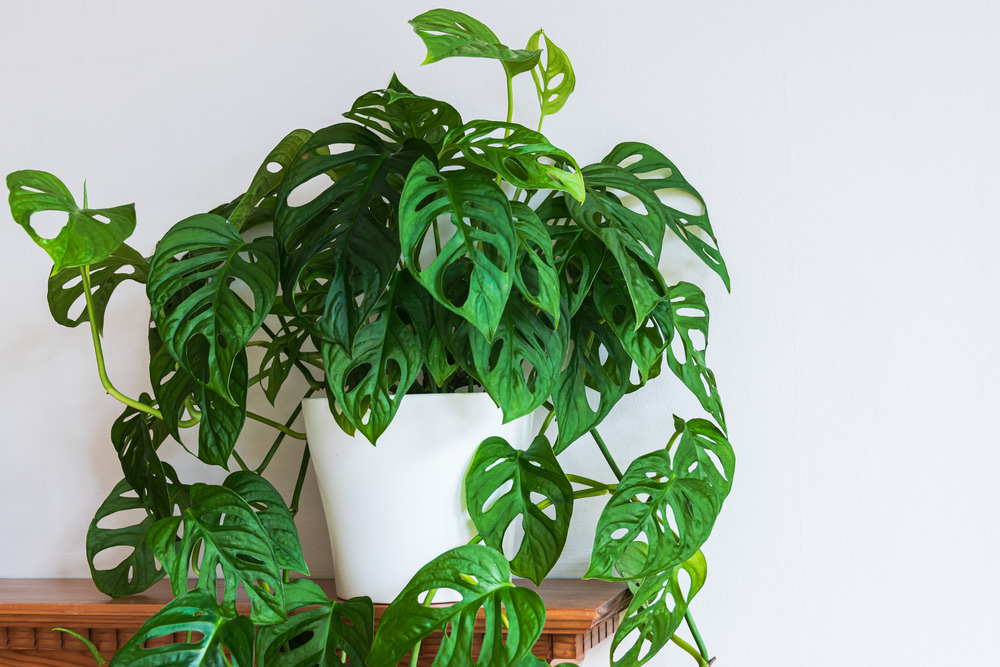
440,121 -> 584,200
604,142 -> 730,290
321,272 -> 430,444
86,478 -> 168,597
527,29 -> 576,121
666,282 -> 725,428
611,548 -> 708,667
228,129 -> 313,230
367,544 -> 546,667
466,435 -> 574,585
147,213 -> 279,405
400,156 -> 517,339
147,483 -> 286,625
110,396 -> 172,519
255,579 -> 374,667
110,588 -> 254,667
585,418 -> 734,581
7,170 -> 136,273
345,75 -> 463,152
46,243 -> 147,333
222,471 -> 308,574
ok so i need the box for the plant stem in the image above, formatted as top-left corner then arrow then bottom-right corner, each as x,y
537,408 -> 556,437
247,411 -> 307,440
670,633 -> 710,667
256,391 -> 314,474
589,428 -> 623,481
289,443 -> 311,517
231,449 -> 250,472
565,473 -> 610,489
685,609 -> 711,662
80,268 -> 162,420
409,588 -> 438,667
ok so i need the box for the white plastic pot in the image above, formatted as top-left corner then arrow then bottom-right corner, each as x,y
301,393 -> 531,603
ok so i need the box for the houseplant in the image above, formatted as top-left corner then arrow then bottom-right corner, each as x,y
7,7 -> 734,666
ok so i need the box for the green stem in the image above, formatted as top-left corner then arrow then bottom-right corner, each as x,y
231,449 -> 250,472
289,443 -> 311,516
590,428 -> 623,481
670,633 -> 710,667
685,609 -> 711,662
256,392 -> 314,474
81,268 -> 162,420
247,411 -> 307,440
409,588 -> 438,667
537,408 -> 556,438
566,473 -> 610,489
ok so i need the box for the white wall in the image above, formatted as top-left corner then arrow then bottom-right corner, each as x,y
2,1 -> 999,665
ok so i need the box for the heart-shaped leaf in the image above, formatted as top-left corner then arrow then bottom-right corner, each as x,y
400,156 -> 517,339
46,243 -> 147,334
7,170 -> 136,273
666,282 -> 725,429
147,483 -> 286,625
147,213 -> 279,405
223,471 -> 308,575
255,579 -> 374,667
110,396 -> 172,519
228,129 -> 313,231
466,435 -> 574,585
527,29 -> 576,121
110,588 -> 254,667
367,544 -> 546,667
585,417 -> 734,581
604,142 -> 730,290
345,75 -> 463,152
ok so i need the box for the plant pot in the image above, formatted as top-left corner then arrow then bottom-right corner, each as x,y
301,393 -> 532,603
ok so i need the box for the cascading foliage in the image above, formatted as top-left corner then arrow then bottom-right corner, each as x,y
7,8 -> 733,667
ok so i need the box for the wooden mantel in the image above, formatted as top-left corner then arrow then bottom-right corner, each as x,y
0,578 -> 630,665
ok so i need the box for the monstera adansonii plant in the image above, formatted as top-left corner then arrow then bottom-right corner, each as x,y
6,8 -> 733,667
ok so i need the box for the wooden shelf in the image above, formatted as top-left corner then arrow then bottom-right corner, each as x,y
0,578 -> 630,665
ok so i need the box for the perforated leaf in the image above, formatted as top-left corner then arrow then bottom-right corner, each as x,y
510,201 -> 561,323
228,129 -> 313,231
666,282 -> 725,429
346,76 -> 463,151
527,29 -> 576,121
110,396 -> 171,519
46,243 -> 147,333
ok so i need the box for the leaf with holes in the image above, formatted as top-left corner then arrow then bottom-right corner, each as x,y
110,395 -> 172,519
527,29 -> 576,121
511,201 -> 561,323
255,579 -> 374,667
611,548 -> 708,667
400,156 -> 517,339
228,129 -> 313,231
223,471 -> 308,575
46,243 -> 147,334
367,544 -> 545,667
146,483 -> 286,625
441,121 -> 584,201
110,588 -> 254,667
409,8 -> 540,78
147,213 -> 278,405
257,320 -> 309,405
466,435 -> 574,585
321,272 -> 430,443
346,75 -> 463,152
7,170 -> 136,273
667,282 -> 725,429
543,212 -> 606,319
604,142 -> 729,290
585,418 -> 734,581
86,478 -> 169,597
275,123 -> 432,351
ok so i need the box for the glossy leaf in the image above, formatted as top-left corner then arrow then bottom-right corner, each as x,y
46,243 -> 147,333
346,75 -> 463,151
110,588 -> 254,667
110,396 -> 172,519
147,483 -> 286,625
228,129 -> 313,230
368,544 -> 545,667
257,320 -> 309,405
223,471 -> 308,574
400,156 -> 517,339
511,201 -> 561,323
255,579 -> 374,667
86,478 -> 167,597
611,548 -> 707,667
666,282 -> 725,428
147,214 -> 279,405
466,435 -> 574,585
527,29 -> 576,121
7,170 -> 136,273
585,418 -> 734,581
604,142 -> 730,290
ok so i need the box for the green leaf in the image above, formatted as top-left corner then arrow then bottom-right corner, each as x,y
46,243 -> 147,333
228,129 -> 313,230
611,549 -> 708,667
345,76 -> 463,151
222,471 -> 308,575
86,478 -> 167,597
666,282 -> 726,428
441,121 -> 585,201
147,484 -> 286,625
604,142 -> 730,290
511,202 -> 561,323
409,8 -> 541,77
400,156 -> 517,339
110,588 -> 254,667
257,320 -> 309,405
110,395 -> 172,519
255,580 -> 374,667
7,170 -> 136,273
53,628 -> 108,665
466,435 -> 574,585
527,29 -> 576,121
147,213 -> 279,405
367,544 -> 546,667
585,418 -> 734,581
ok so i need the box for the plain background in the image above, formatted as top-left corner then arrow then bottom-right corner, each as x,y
2,1 -> 999,665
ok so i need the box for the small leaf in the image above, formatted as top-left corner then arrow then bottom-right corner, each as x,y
257,321 -> 309,406
53,628 -> 108,665
228,129 -> 313,230
110,395 -> 172,519
666,282 -> 725,429
409,8 -> 540,75
466,435 -> 574,585
46,243 -> 147,333
223,471 -> 308,575
7,170 -> 136,273
527,29 -> 576,120
511,202 -> 561,323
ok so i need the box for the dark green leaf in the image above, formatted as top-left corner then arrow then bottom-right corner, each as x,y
255,580 -> 374,667
110,396 -> 172,519
466,435 -> 574,585
511,202 -> 561,323
228,129 -> 313,230
409,8 -> 541,77
147,214 -> 279,405
110,588 -> 254,667
223,471 -> 308,575
527,29 -> 576,120
257,321 -> 309,405
368,544 -> 546,667
345,76 -> 463,151
46,243 -> 147,334
7,170 -> 136,273
666,282 -> 725,428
